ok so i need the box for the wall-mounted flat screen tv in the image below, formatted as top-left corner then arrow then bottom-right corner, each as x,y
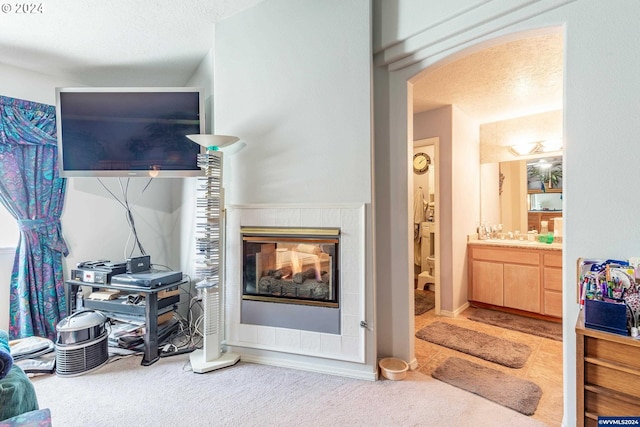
56,87 -> 205,177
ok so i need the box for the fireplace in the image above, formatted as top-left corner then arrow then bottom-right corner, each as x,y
241,227 -> 340,308
229,206 -> 364,355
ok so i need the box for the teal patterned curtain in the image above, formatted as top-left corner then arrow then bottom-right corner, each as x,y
0,95 -> 68,340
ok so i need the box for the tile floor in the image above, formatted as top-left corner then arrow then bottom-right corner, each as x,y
414,294 -> 564,426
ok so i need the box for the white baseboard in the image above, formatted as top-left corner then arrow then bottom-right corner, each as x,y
231,349 -> 377,381
407,357 -> 419,371
439,301 -> 470,318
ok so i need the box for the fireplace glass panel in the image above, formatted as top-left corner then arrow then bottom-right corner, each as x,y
242,228 -> 339,307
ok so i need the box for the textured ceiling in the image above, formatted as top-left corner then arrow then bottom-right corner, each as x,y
1,4 -> 562,125
413,32 -> 563,124
0,0 -> 266,86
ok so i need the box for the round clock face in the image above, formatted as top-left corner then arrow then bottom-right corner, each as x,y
413,152 -> 430,174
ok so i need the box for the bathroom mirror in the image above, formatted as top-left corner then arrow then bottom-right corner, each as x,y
480,154 -> 563,233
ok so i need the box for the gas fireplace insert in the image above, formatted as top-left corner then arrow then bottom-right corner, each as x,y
241,227 -> 340,308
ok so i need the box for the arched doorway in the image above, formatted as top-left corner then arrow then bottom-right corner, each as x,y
407,29 -> 564,425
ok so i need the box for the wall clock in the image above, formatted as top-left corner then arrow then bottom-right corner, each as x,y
413,152 -> 430,174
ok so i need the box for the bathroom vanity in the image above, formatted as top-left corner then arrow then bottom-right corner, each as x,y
468,239 -> 562,319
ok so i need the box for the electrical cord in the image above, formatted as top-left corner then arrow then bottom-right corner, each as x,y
173,276 -> 203,349
97,177 -> 153,259
91,179 -> 207,354
158,313 -> 200,357
120,178 -> 149,257
107,352 -> 143,364
154,274 -> 205,353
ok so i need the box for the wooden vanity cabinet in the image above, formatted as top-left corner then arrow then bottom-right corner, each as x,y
468,243 -> 562,318
504,263 -> 541,313
469,246 -> 540,312
471,259 -> 504,306
543,253 -> 563,317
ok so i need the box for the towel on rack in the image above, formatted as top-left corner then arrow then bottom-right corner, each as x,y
413,187 -> 425,266
414,187 -> 425,226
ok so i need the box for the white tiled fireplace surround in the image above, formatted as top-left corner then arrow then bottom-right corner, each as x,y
225,205 -> 366,372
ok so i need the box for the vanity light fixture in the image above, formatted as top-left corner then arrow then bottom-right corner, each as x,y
533,158 -> 552,169
509,142 -> 540,156
539,139 -> 563,152
509,139 -> 563,157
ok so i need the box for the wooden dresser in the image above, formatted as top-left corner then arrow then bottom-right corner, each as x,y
575,311 -> 640,426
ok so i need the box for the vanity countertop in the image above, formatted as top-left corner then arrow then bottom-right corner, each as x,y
467,237 -> 562,251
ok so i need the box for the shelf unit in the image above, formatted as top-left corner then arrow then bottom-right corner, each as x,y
65,279 -> 185,366
575,311 -> 640,426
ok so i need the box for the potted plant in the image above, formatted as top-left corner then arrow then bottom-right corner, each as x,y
527,158 -> 562,191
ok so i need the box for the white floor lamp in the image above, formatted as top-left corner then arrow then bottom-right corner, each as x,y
186,134 -> 240,373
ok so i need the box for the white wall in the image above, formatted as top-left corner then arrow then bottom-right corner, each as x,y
0,209 -> 18,248
480,163 -> 500,225
213,0 -> 375,377
214,0 -> 372,206
374,1 -> 640,425
0,63 -> 77,105
0,249 -> 13,331
61,178 -> 182,273
451,106 -> 479,310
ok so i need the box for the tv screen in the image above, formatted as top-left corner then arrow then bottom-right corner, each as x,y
56,87 -> 205,177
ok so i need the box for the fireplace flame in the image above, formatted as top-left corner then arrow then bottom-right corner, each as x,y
290,249 -> 302,274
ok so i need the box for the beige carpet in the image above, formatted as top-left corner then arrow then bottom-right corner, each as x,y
30,354 -> 547,426
415,322 -> 532,368
466,308 -> 563,341
432,357 -> 543,416
414,289 -> 435,315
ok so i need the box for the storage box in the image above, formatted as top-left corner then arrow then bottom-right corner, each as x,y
157,286 -> 180,300
157,311 -> 174,325
584,299 -> 628,336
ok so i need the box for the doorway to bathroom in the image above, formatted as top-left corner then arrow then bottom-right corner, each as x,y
408,30 -> 565,425
412,137 -> 438,315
